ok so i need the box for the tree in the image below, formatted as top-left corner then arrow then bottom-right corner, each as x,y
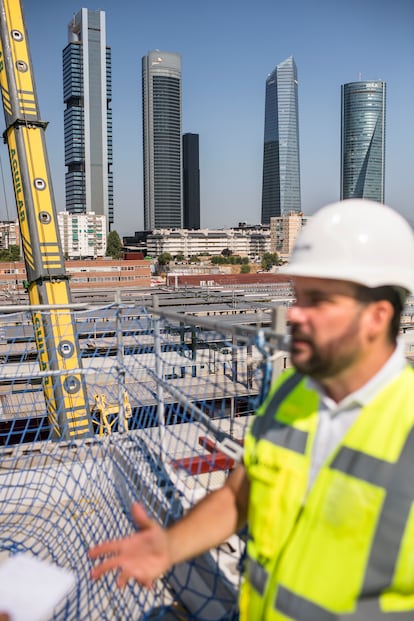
240,264 -> 251,274
0,245 -> 21,262
261,252 -> 279,271
211,256 -> 225,265
9,245 -> 20,261
106,231 -> 123,259
157,252 -> 173,267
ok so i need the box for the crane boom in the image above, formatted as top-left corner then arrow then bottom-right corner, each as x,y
0,0 -> 93,439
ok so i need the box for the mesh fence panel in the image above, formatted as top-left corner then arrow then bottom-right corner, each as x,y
0,303 -> 283,620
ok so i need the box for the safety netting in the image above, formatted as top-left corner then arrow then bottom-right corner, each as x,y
0,302 -> 287,620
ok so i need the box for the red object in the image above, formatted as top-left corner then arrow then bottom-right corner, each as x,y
170,435 -> 243,474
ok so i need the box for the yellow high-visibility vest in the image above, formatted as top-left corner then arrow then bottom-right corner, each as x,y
241,366 -> 414,620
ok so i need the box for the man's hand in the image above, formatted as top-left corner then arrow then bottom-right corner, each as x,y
89,502 -> 171,588
89,464 -> 249,589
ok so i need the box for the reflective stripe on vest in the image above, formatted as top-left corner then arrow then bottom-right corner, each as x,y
275,585 -> 414,620
251,372 -> 307,453
247,556 -> 269,596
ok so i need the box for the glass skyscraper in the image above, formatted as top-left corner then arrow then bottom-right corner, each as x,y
142,51 -> 182,230
183,133 -> 200,230
341,81 -> 386,202
261,56 -> 301,225
63,9 -> 113,229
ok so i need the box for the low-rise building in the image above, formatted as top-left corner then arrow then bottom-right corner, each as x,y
0,261 -> 26,302
0,259 -> 151,299
147,226 -> 271,259
65,259 -> 151,289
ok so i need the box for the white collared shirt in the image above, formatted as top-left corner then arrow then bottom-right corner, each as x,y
306,338 -> 408,491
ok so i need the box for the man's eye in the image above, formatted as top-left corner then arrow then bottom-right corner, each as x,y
308,295 -> 329,306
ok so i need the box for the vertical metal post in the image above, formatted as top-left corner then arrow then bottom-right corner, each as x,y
246,343 -> 253,388
153,296 -> 166,458
115,290 -> 125,433
271,306 -> 288,384
229,396 -> 235,438
231,335 -> 238,381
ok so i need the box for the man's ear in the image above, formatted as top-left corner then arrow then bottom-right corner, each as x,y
364,300 -> 394,339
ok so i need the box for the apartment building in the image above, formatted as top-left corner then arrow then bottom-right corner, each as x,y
58,212 -> 107,259
0,220 -> 20,250
270,212 -> 309,258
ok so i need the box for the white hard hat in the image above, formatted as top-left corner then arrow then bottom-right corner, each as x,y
282,199 -> 414,294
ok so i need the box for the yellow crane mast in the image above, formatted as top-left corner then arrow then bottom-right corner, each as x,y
0,0 -> 93,439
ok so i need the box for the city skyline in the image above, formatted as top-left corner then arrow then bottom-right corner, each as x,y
261,56 -> 301,224
0,0 -> 411,236
63,8 -> 113,230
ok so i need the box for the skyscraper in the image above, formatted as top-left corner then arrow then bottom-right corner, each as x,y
261,56 -> 301,225
341,81 -> 386,202
183,133 -> 200,229
63,9 -> 113,230
142,51 -> 182,230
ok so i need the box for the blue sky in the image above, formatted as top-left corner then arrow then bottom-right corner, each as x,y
0,0 -> 413,235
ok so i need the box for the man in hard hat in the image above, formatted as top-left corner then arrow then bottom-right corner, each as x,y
89,200 -> 414,619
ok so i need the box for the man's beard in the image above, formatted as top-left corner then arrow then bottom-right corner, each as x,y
289,322 -> 362,380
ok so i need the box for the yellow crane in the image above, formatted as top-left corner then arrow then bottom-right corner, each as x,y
0,0 -> 93,439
